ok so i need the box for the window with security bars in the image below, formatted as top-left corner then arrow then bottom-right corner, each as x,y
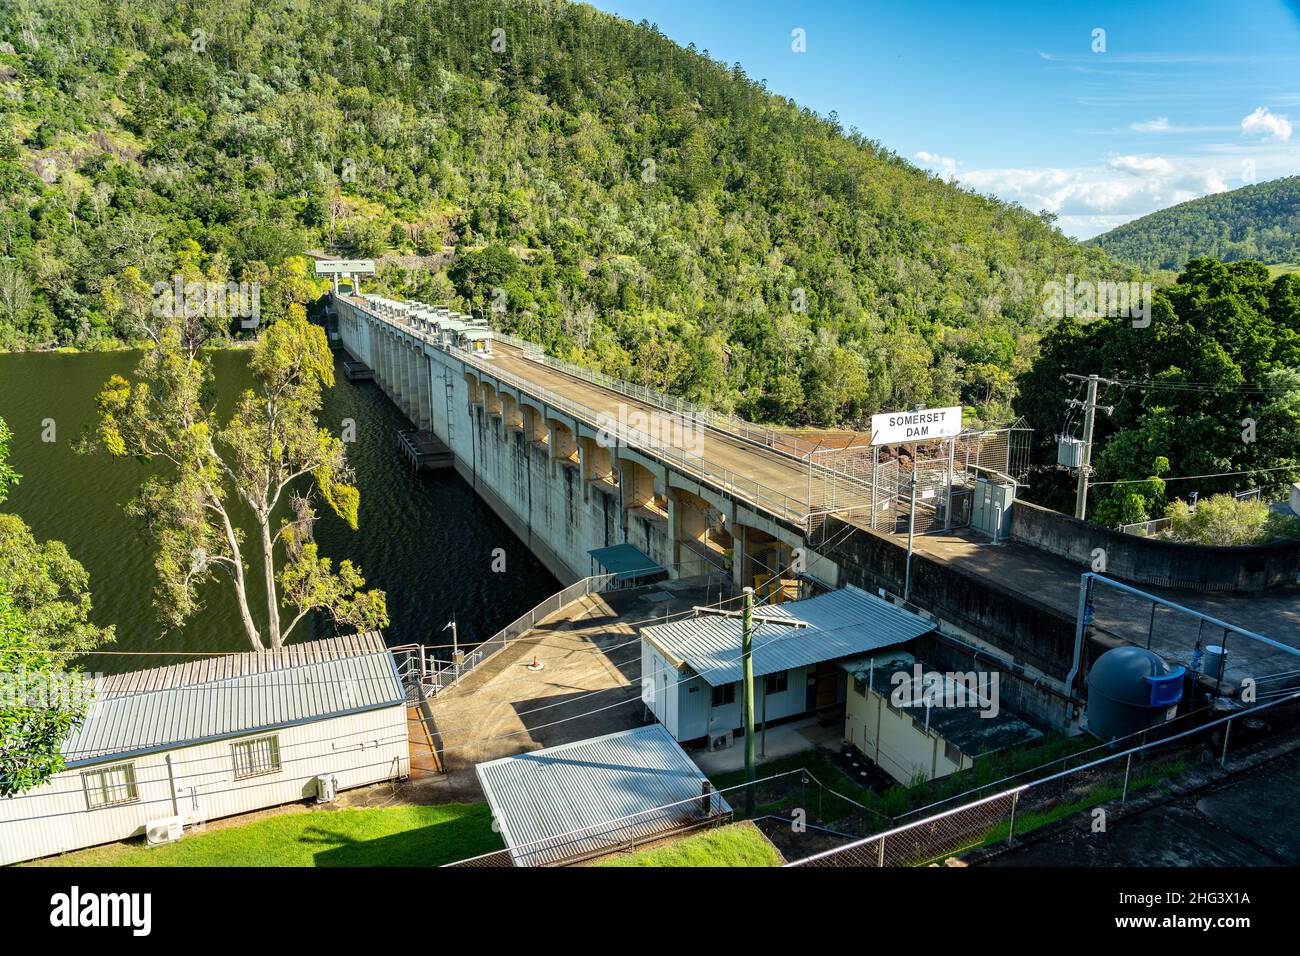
231,735 -> 282,779
83,763 -> 138,809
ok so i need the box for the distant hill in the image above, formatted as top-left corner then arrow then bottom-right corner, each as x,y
1089,176 -> 1300,270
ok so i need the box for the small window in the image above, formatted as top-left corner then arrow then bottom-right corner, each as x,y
853,676 -> 866,697
711,683 -> 736,707
232,735 -> 282,780
766,671 -> 788,695
944,741 -> 962,764
83,763 -> 138,809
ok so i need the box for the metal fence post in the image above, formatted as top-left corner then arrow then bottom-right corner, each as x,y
1121,752 -> 1133,803
1221,716 -> 1233,768
877,838 -> 886,867
1007,792 -> 1019,843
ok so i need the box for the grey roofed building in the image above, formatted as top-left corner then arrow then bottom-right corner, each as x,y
475,724 -> 732,867
641,584 -> 935,687
62,632 -> 404,767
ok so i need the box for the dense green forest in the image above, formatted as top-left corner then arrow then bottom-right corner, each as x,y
1015,258 -> 1300,520
0,0 -> 1131,427
1090,176 -> 1300,271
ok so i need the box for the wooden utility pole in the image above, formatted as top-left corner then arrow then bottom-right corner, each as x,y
741,586 -> 756,816
1066,373 -> 1113,520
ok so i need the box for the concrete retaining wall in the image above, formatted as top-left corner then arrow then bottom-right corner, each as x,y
1010,501 -> 1299,593
817,518 -> 1078,680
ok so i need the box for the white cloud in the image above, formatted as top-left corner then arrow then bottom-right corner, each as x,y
1240,106 -> 1293,143
1108,155 -> 1176,176
914,150 -> 959,177
957,159 -> 1235,238
1130,117 -> 1171,133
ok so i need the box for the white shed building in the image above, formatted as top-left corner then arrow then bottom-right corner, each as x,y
640,585 -> 934,747
0,633 -> 409,866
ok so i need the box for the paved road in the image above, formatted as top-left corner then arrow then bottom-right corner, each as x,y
907,528 -> 1300,680
484,341 -> 821,521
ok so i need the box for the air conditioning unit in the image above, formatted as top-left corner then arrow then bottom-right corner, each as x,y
315,774 -> 337,804
145,816 -> 183,846
708,731 -> 734,752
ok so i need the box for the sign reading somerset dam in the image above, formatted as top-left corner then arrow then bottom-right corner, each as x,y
870,406 -> 964,445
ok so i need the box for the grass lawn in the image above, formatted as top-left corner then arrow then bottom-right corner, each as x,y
1268,262 -> 1300,278
710,734 -> 1096,826
597,822 -> 783,867
23,803 -> 503,867
976,759 -> 1190,851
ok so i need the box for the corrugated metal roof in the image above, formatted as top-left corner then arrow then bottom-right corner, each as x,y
588,542 -> 665,582
642,585 -> 934,686
63,633 -> 404,767
475,724 -> 732,867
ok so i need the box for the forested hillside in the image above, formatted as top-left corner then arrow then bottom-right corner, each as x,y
1016,258 -> 1300,519
1090,177 -> 1300,271
0,0 -> 1127,426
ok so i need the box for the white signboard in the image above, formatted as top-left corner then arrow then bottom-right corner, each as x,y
870,406 -> 963,445
313,259 -> 376,275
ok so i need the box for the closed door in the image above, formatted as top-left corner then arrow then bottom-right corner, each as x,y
816,662 -> 838,707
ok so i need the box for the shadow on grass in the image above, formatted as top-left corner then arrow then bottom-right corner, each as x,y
311,809 -> 502,867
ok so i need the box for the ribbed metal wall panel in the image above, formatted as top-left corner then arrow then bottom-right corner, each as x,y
64,644 -> 403,766
476,725 -> 731,867
0,707 -> 408,866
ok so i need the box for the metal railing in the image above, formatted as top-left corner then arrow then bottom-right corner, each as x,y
390,573 -> 618,701
492,330 -> 808,460
786,689 -> 1300,867
454,342 -> 814,524
1119,517 -> 1172,537
804,425 -> 1032,530
342,297 -> 815,525
446,768 -> 841,868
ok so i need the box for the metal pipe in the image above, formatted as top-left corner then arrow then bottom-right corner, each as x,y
1063,572 -> 1093,719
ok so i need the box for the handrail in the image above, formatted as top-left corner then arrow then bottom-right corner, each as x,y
348,298 -> 813,524
492,330 -> 809,461
391,573 -> 618,700
785,687 -> 1300,866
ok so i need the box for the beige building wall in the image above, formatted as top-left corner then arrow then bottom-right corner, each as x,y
844,680 -> 972,785
0,706 -> 408,866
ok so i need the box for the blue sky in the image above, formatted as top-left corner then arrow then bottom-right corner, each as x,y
588,0 -> 1300,238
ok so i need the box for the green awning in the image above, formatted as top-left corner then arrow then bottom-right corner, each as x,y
588,543 -> 665,583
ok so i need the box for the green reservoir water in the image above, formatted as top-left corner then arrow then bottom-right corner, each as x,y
0,348 -> 558,674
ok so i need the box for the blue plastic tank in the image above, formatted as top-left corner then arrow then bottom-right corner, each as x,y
1086,646 -> 1186,742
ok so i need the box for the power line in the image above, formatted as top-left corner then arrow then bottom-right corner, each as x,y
1089,464 -> 1300,487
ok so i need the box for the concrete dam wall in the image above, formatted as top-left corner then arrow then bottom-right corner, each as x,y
331,294 -> 816,590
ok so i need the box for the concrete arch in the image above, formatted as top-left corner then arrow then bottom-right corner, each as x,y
482,380 -> 502,417
522,404 -> 548,447
501,393 -> 524,432
548,417 -> 580,470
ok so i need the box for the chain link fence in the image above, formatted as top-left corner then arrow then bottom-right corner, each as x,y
787,690 -> 1300,866
805,425 -> 1031,532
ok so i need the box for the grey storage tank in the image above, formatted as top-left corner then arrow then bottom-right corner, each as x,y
1086,646 -> 1185,742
